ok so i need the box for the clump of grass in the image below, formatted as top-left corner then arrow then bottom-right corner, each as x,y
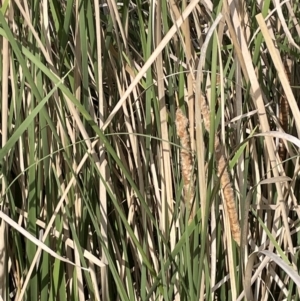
1,0 -> 300,300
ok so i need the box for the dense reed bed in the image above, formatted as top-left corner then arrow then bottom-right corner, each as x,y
1,0 -> 300,300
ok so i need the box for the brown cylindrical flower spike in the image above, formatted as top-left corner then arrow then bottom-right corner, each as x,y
175,108 -> 195,222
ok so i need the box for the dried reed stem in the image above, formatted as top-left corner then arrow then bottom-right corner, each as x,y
279,58 -> 290,161
175,108 -> 195,221
279,95 -> 289,160
200,94 -> 241,245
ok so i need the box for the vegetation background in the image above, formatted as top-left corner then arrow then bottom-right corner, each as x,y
0,0 -> 300,300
